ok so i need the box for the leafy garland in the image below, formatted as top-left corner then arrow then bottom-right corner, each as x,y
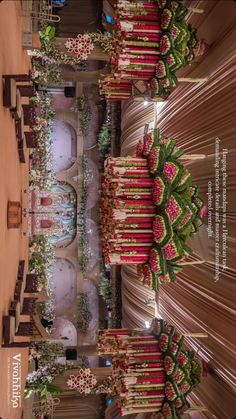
98,123 -> 111,157
35,22 -> 87,70
34,47 -> 87,70
98,274 -> 112,305
74,95 -> 92,137
29,342 -> 89,369
31,60 -> 63,87
90,31 -> 114,55
29,342 -> 65,366
78,156 -> 92,273
77,292 -> 92,333
29,236 -> 56,322
29,91 -> 56,190
29,236 -> 54,288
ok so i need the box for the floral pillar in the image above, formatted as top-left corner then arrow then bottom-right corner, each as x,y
98,322 -> 203,417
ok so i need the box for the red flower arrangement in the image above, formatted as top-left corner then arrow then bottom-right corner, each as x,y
148,146 -> 164,173
149,247 -> 163,274
143,133 -> 155,156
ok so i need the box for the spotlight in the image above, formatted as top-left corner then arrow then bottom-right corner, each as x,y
155,102 -> 165,112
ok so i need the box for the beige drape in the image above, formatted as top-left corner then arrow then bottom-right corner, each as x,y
122,265 -> 156,329
53,393 -> 102,419
120,1 -> 236,418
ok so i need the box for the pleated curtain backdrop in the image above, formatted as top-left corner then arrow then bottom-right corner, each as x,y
120,1 -> 236,418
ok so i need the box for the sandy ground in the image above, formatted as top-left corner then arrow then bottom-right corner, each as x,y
0,1 -> 30,418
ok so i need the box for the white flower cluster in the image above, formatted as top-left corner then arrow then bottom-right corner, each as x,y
29,92 -> 56,190
67,369 -> 97,394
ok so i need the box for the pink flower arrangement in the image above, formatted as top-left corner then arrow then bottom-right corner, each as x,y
161,9 -> 172,30
153,215 -> 166,244
158,0 -> 168,9
143,264 -> 153,288
148,146 -> 161,173
160,78 -> 169,88
166,54 -> 175,67
156,60 -> 166,79
162,402 -> 173,417
177,352 -> 188,368
160,35 -> 171,55
194,38 -> 209,57
163,239 -> 178,260
179,382 -> 191,395
149,247 -> 162,273
136,139 -> 144,157
170,25 -> 180,40
163,161 -> 178,183
169,342 -> 178,355
164,355 -> 175,375
159,273 -> 172,284
166,196 -> 180,223
172,332 -> 181,343
165,381 -> 177,401
150,77 -> 160,94
174,396 -> 185,409
143,133 -> 154,156
159,333 -> 169,352
152,176 -> 165,206
173,368 -> 185,385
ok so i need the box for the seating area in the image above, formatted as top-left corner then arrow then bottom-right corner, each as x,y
2,260 -> 49,347
2,73 -> 37,164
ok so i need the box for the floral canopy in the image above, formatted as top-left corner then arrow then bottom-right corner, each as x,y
65,320 -> 202,417
65,0 -> 203,101
100,127 -> 206,290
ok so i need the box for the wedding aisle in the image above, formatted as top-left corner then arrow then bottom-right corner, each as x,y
0,1 -> 31,418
